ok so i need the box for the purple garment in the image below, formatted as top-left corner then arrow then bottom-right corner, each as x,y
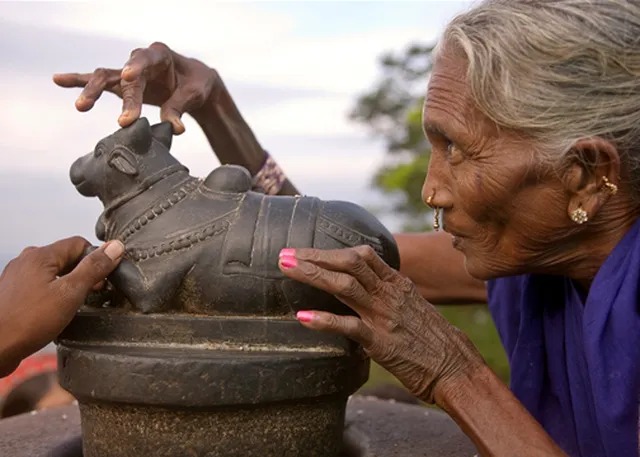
487,219 -> 640,457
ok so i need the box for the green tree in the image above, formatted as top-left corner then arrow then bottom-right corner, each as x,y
350,43 -> 434,231
351,42 -> 510,387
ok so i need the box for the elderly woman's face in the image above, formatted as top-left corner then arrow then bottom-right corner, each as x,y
422,50 -> 571,280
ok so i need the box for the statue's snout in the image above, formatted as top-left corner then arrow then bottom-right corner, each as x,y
69,156 -> 86,186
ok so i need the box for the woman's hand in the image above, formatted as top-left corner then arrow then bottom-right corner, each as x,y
0,237 -> 124,377
53,42 -> 220,135
278,245 -> 485,403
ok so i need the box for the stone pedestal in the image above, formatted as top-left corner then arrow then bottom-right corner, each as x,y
0,397 -> 477,457
56,310 -> 368,457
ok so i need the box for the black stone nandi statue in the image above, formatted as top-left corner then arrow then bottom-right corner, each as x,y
59,117 -> 401,457
69,117 -> 399,315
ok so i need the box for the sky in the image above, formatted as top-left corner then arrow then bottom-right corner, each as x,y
0,0 -> 475,265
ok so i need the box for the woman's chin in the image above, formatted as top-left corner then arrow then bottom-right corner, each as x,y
462,251 -> 503,282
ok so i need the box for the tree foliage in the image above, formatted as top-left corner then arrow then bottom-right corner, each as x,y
349,43 -> 435,230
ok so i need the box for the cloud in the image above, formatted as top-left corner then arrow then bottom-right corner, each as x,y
0,2 -> 439,93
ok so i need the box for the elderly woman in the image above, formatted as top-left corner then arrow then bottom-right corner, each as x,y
52,0 -> 639,455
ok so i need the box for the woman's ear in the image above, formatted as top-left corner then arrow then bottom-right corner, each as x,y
561,137 -> 621,223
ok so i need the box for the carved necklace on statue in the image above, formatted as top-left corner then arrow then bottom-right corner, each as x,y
96,164 -> 196,241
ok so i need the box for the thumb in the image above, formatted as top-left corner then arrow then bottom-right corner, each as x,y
61,240 -> 125,296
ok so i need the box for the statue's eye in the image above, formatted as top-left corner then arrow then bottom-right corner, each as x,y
94,145 -> 106,157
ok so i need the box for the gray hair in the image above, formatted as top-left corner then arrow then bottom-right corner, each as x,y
438,0 -> 640,197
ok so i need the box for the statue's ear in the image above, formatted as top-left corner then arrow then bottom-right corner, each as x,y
150,122 -> 173,149
109,149 -> 139,176
126,118 -> 152,154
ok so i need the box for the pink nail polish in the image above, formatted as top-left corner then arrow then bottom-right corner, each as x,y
279,248 -> 296,258
280,256 -> 298,269
297,311 -> 314,322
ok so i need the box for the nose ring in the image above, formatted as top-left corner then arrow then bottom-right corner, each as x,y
426,189 -> 441,232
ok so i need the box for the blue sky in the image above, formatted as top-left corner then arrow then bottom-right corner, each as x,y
0,1 -> 474,262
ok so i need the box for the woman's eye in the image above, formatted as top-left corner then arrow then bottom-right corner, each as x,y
445,142 -> 463,163
95,145 -> 105,157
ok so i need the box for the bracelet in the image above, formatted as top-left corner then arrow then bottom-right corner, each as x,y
251,152 -> 286,195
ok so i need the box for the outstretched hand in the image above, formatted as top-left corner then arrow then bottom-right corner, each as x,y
0,237 -> 124,376
278,245 -> 485,403
53,42 -> 220,135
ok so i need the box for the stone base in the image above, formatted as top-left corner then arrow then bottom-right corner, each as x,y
0,397 -> 477,457
79,396 -> 345,457
55,311 -> 370,456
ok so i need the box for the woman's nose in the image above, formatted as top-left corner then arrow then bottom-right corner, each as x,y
421,154 -> 452,208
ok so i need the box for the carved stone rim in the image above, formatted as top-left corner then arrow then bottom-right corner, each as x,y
57,343 -> 368,407
57,310 -> 369,407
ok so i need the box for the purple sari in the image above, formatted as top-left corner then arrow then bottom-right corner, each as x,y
487,219 -> 640,456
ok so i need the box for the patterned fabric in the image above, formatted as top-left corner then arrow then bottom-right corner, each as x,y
251,152 -> 286,195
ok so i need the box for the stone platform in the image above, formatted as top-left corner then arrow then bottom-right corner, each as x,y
0,396 -> 476,457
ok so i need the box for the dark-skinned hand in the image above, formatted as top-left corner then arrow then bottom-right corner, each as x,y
52,42 -> 219,135
278,245 -> 486,404
0,237 -> 124,377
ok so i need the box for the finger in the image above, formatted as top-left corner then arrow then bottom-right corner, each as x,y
72,68 -> 121,112
58,240 -> 125,297
160,85 -> 207,134
53,72 -> 92,88
121,43 -> 171,82
118,77 -> 146,127
352,244 -> 399,283
279,257 -> 371,312
296,310 -> 372,346
281,247 -> 381,292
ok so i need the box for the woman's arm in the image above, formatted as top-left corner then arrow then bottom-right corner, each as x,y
438,365 -> 567,456
190,79 -> 300,196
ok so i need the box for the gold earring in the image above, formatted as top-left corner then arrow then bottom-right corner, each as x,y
570,205 -> 588,225
602,176 -> 618,196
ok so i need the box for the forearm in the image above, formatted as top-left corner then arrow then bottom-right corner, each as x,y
395,231 -> 487,304
437,365 -> 567,457
190,76 -> 299,195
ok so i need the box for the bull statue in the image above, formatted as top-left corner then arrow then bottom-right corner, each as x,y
70,118 -> 400,316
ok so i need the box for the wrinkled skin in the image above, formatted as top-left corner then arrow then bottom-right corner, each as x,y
419,50 -> 636,284
0,238 -> 124,377
278,245 -> 484,403
53,42 -> 219,135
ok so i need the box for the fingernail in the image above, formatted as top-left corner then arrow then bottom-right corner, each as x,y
104,240 -> 125,261
121,66 -> 131,75
296,311 -> 314,323
279,248 -> 296,258
280,255 -> 297,269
